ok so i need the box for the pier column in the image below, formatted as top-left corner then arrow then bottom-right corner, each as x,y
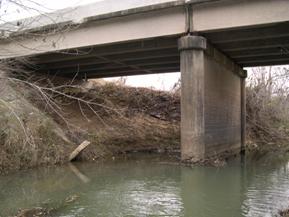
179,35 -> 244,162
178,35 -> 207,162
240,73 -> 247,154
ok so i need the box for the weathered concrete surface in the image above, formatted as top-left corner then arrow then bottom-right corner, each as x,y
0,6 -> 186,59
0,0 -> 186,34
204,53 -> 241,157
0,0 -> 221,36
192,0 -> 289,32
179,35 -> 206,161
241,76 -> 246,154
179,35 -> 243,161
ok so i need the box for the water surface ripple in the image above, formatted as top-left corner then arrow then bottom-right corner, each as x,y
0,155 -> 289,217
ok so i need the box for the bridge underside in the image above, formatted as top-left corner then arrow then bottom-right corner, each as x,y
22,20 -> 289,81
29,36 -> 180,79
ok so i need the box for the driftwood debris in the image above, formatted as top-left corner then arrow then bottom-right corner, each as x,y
69,140 -> 91,161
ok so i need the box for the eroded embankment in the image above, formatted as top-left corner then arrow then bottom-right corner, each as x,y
1,72 -> 289,175
0,78 -> 180,174
0,79 -> 72,174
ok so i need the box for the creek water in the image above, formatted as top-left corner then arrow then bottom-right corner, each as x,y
0,154 -> 289,217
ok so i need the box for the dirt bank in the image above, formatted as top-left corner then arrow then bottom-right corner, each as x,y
0,78 -> 180,174
0,79 -> 73,174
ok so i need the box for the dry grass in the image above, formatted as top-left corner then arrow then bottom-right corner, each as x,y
87,81 -> 180,122
45,81 -> 181,161
0,79 -> 73,174
0,71 -> 181,174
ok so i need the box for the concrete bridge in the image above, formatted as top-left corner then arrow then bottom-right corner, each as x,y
1,0 -> 289,162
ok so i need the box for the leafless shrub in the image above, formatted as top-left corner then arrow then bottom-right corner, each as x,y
0,58 -> 127,173
246,67 -> 289,145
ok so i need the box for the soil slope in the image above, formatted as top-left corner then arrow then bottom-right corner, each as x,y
0,79 -> 180,174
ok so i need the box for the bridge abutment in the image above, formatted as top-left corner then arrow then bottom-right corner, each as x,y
179,35 -> 246,162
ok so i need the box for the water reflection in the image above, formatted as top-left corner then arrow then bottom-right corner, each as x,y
242,162 -> 289,217
181,165 -> 244,217
0,155 -> 289,217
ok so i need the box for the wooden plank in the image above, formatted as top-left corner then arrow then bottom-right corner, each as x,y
69,140 -> 91,161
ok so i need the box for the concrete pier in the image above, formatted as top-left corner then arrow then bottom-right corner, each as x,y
241,73 -> 247,154
179,35 -> 245,161
178,35 -> 206,161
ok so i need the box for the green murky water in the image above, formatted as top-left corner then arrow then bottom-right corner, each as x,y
0,154 -> 289,217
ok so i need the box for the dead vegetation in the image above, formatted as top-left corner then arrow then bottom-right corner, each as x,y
279,207 -> 289,217
246,67 -> 289,151
0,62 -> 180,174
47,80 -> 180,161
0,74 -> 73,174
0,58 -> 289,175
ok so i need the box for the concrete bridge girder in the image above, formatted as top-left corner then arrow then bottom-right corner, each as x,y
191,0 -> 289,32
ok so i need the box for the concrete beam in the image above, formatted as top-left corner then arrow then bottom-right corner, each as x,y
220,36 -> 289,52
236,54 -> 289,63
204,22 -> 289,43
86,68 -> 179,78
32,37 -> 178,64
239,58 -> 289,67
58,66 -> 180,79
43,58 -> 180,75
192,0 -> 289,32
0,7 -> 185,59
38,48 -> 179,69
124,56 -> 179,66
229,47 -> 284,59
44,62 -> 180,76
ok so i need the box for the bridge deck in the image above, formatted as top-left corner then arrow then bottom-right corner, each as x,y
1,0 -> 289,78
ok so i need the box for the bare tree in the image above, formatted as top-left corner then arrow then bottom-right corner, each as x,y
0,0 -> 123,146
246,66 -> 289,145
